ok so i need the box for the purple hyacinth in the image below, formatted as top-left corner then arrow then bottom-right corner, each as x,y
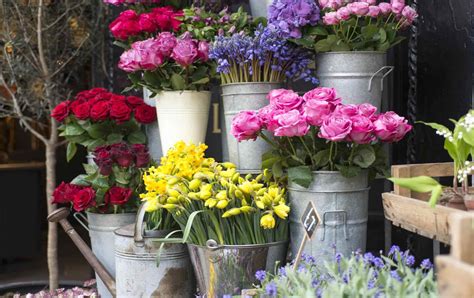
390,270 -> 402,282
363,252 -> 375,264
265,281 -> 277,297
420,259 -> 433,270
388,245 -> 400,257
268,0 -> 321,39
335,253 -> 343,263
405,255 -> 415,267
372,257 -> 384,269
278,266 -> 287,277
255,270 -> 267,282
302,254 -> 317,264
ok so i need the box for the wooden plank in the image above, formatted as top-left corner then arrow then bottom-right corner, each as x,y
450,213 -> 474,265
391,162 -> 453,178
0,162 -> 45,171
392,165 -> 411,197
436,256 -> 474,298
382,193 -> 466,244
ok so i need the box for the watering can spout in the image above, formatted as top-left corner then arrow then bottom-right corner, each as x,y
47,208 -> 117,296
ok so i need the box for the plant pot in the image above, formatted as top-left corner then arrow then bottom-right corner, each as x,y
114,204 -> 194,297
462,195 -> 473,211
155,91 -> 211,153
221,82 -> 282,172
249,0 -> 272,18
447,197 -> 467,211
75,212 -> 136,298
288,171 -> 369,264
316,51 -> 394,110
188,240 -> 288,297
143,88 -> 163,161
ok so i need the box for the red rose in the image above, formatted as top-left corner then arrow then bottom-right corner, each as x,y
132,144 -> 150,167
152,6 -> 182,31
134,104 -> 157,124
72,187 -> 96,212
90,101 -> 110,121
90,92 -> 112,105
139,13 -> 157,33
88,88 -> 108,96
109,10 -> 140,40
110,94 -> 126,102
51,100 -> 70,122
72,102 -> 91,120
110,101 -> 132,123
94,148 -> 113,176
106,186 -> 133,205
52,182 -> 82,204
126,96 -> 144,107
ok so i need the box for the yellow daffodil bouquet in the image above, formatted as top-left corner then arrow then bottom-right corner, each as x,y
140,141 -> 289,246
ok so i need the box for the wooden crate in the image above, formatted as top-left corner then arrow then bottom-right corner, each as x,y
436,213 -> 474,298
382,162 -> 467,244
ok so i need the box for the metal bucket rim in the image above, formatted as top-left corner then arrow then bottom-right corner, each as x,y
86,211 -> 136,218
317,51 -> 386,56
154,90 -> 212,95
221,82 -> 284,87
187,239 -> 289,250
286,170 -> 368,175
114,226 -> 176,238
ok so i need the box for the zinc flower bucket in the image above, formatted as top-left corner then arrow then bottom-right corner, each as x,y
155,90 -> 211,153
249,0 -> 272,18
316,52 -> 394,110
288,171 -> 369,264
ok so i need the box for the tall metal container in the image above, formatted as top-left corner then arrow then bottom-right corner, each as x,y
188,240 -> 288,297
288,171 -> 369,264
249,0 -> 272,18
316,52 -> 393,110
75,212 -> 136,298
221,82 -> 282,172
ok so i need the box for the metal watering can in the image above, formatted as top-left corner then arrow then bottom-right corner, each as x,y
48,206 -> 194,297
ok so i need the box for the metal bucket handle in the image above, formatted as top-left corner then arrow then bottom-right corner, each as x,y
368,66 -> 394,92
133,202 -> 148,247
320,210 -> 348,241
73,212 -> 90,232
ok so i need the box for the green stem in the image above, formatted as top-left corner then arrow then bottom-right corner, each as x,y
329,142 -> 334,171
349,144 -> 357,166
299,136 -> 315,167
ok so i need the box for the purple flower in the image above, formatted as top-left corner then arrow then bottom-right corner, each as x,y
405,255 -> 415,267
222,295 -> 232,298
335,253 -> 343,263
420,259 -> 433,270
278,266 -> 287,277
302,254 -> 317,264
255,270 -> 267,282
265,282 -> 277,297
373,257 -> 384,268
268,0 -> 320,39
388,245 -> 400,256
363,252 -> 375,264
390,270 -> 402,282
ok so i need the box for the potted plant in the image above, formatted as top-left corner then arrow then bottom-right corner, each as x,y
210,24 -> 317,172
51,88 -> 156,162
140,141 -> 290,297
232,87 -> 411,262
268,0 -> 418,110
51,142 -> 151,297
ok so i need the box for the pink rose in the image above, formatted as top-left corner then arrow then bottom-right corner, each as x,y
336,7 -> 351,21
258,105 -> 285,132
171,38 -> 198,67
374,111 -> 412,142
401,6 -> 418,25
322,0 -> 343,9
267,89 -> 303,111
360,0 -> 376,5
273,110 -> 309,137
378,3 -> 392,15
390,0 -> 405,14
109,10 -> 140,40
231,111 -> 262,142
132,38 -> 164,70
304,100 -> 334,126
349,115 -> 375,144
319,115 -> 352,142
156,32 -> 177,57
333,104 -> 359,117
323,12 -> 339,25
303,87 -> 341,105
347,2 -> 370,16
358,103 -> 378,119
197,41 -> 209,62
367,6 -> 381,18
118,49 -> 141,72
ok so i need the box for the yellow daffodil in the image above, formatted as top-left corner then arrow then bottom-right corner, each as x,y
189,179 -> 202,191
238,181 -> 254,194
144,198 -> 159,212
255,200 -> 265,210
260,213 -> 276,229
240,206 -> 255,213
273,204 -> 290,219
216,200 -> 229,209
222,208 -> 241,218
216,190 -> 227,201
167,189 -> 180,198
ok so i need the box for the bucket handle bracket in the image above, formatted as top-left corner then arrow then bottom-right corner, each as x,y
73,212 -> 89,232
320,210 -> 348,241
368,66 -> 394,92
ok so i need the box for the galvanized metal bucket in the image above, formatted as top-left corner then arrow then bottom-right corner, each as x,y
74,212 -> 136,298
249,0 -> 272,18
143,88 -> 163,161
288,171 -> 369,264
114,204 -> 195,297
316,52 -> 394,110
221,82 -> 282,172
188,239 -> 288,297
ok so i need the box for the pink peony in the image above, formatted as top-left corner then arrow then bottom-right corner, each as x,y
319,115 -> 352,142
273,110 -> 309,137
303,100 -> 334,126
336,7 -> 351,21
390,0 -> 405,14
323,11 -> 339,25
267,89 -> 303,111
349,115 -> 376,144
197,41 -> 210,62
231,110 -> 263,142
155,32 -> 177,57
171,38 -> 198,67
367,6 -> 381,18
378,3 -> 392,15
374,111 -> 412,142
333,104 -> 359,117
303,87 -> 341,105
347,2 -> 370,16
358,103 -> 378,119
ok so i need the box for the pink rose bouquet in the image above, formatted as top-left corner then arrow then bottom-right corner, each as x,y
231,87 -> 412,187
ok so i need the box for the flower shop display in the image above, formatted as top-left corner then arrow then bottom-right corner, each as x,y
210,24 -> 317,171
140,141 -> 290,296
51,88 -> 156,161
52,142 -> 151,298
232,87 -> 412,262
268,0 -> 418,109
256,247 -> 437,298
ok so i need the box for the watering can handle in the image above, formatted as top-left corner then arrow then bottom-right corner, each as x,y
73,212 -> 89,232
368,66 -> 394,92
133,202 -> 148,247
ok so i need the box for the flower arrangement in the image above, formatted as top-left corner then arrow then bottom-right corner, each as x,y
269,0 -> 418,52
103,0 -> 160,6
256,246 -> 436,298
231,87 -> 412,187
210,25 -> 317,85
140,141 -> 289,245
51,88 -> 156,161
52,142 -> 151,213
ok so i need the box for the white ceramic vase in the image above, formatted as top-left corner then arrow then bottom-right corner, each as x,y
155,91 -> 211,153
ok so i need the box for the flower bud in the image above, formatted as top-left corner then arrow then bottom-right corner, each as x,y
260,213 -> 276,229
205,198 -> 217,208
167,189 -> 180,198
188,192 -> 199,200
222,207 -> 241,218
255,200 -> 265,210
163,204 -> 177,210
189,179 -> 202,191
167,177 -> 179,185
166,196 -> 179,204
240,206 -> 255,213
216,190 -> 227,201
232,172 -> 240,183
216,200 -> 229,209
273,204 -> 290,219
222,162 -> 236,169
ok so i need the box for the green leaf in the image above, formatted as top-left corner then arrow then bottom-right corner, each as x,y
143,71 -> 162,88
107,133 -> 123,144
71,174 -> 90,186
261,151 -> 281,170
331,41 -> 350,51
191,77 -> 210,85
313,149 -> 330,167
314,35 -> 337,52
335,164 -> 361,178
92,176 -> 109,189
66,142 -> 77,162
288,166 -> 313,188
352,146 -> 376,169
429,185 -> 443,207
127,130 -> 146,144
376,41 -> 390,52
378,28 -> 387,43
306,26 -> 328,36
65,123 -> 85,136
361,24 -> 378,39
87,139 -> 106,151
272,161 -> 284,178
83,163 -> 97,175
86,123 -> 107,139
388,176 -> 442,193
170,73 -> 186,90
113,40 -> 130,49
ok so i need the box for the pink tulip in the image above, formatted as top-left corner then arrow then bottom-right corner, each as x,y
347,2 -> 370,16
336,7 -> 351,21
367,6 -> 381,18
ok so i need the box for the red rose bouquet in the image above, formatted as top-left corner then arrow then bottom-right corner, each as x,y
51,88 -> 157,160
52,142 -> 151,213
